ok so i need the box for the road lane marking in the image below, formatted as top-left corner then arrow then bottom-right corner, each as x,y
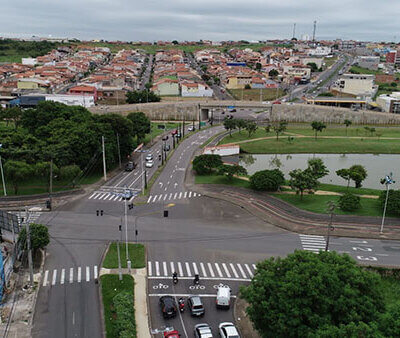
147,196 -> 152,203
43,270 -> 49,286
163,194 -> 168,201
185,262 -> 192,277
158,195 -> 162,202
245,264 -> 253,277
163,262 -> 168,276
189,191 -> 192,198
207,263 -> 215,277
173,193 -> 177,200
70,268 -> 73,283
193,192 -> 197,197
178,262 -> 183,276
155,261 -> 160,276
184,192 -> 187,198
94,266 -> 98,280
237,264 -> 247,279
192,262 -> 199,275
86,266 -> 90,282
78,267 -> 81,283
230,264 -> 239,278
148,261 -> 152,276
200,263 -> 207,277
52,270 -> 57,286
170,262 -> 175,275
88,193 -> 97,199
214,263 -> 223,277
152,195 -> 158,203
178,192 -> 182,199
60,269 -> 65,284
169,193 -> 173,200
252,264 -> 256,270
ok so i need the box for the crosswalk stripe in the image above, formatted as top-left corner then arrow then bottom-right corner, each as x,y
173,193 -> 178,200
70,268 -> 74,283
189,191 -> 192,198
43,270 -> 49,286
301,240 -> 325,244
198,193 -> 201,196
245,264 -> 253,277
94,266 -> 98,280
158,195 -> 162,202
192,262 -> 199,275
99,193 -> 108,200
148,261 -> 152,276
61,269 -> 65,284
252,264 -> 256,270
86,266 -> 90,282
185,262 -> 192,277
230,263 -> 239,278
304,247 -> 322,251
163,194 -> 168,201
302,243 -> 325,247
178,192 -> 182,199
237,264 -> 247,279
170,262 -> 175,276
155,261 -> 160,276
52,270 -> 57,286
78,267 -> 81,283
88,193 -> 97,199
222,263 -> 231,278
200,263 -> 207,277
193,192 -> 197,197
214,263 -> 223,277
178,262 -> 183,276
169,193 -> 173,200
207,263 -> 215,277
163,262 -> 168,276
152,195 -> 158,203
147,196 -> 152,203
184,192 -> 187,198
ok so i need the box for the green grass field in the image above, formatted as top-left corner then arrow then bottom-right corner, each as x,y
103,243 -> 145,269
350,65 -> 384,75
143,122 -> 180,144
100,274 -> 135,338
323,57 -> 338,68
195,174 -> 251,188
229,88 -> 284,101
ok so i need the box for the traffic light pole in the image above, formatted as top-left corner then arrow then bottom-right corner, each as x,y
124,187 -> 130,271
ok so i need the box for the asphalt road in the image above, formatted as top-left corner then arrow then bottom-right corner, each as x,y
32,121 -> 400,338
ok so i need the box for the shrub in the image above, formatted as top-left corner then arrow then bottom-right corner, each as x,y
339,192 -> 361,211
250,169 -> 285,191
192,154 -> 222,175
113,291 -> 135,337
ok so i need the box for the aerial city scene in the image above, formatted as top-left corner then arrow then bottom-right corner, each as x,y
1,0 -> 400,337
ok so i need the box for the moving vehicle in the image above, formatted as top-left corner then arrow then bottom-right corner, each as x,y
188,126 -> 195,131
188,296 -> 205,317
164,329 -> 180,338
125,161 -> 136,171
145,160 -> 154,168
171,129 -> 178,136
218,322 -> 240,338
121,190 -> 134,200
178,297 -> 185,312
194,323 -> 213,338
145,153 -> 153,161
164,144 -> 171,151
159,296 -> 177,318
162,135 -> 169,141
216,284 -> 231,309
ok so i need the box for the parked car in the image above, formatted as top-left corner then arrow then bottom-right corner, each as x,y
272,100 -> 281,104
145,153 -> 153,161
125,161 -> 136,171
162,135 -> 169,141
218,322 -> 240,338
188,296 -> 205,317
145,160 -> 154,168
159,296 -> 177,318
188,126 -> 195,132
164,329 -> 180,338
194,323 -> 213,338
216,284 -> 231,309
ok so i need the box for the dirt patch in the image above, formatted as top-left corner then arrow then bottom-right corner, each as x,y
234,297 -> 261,338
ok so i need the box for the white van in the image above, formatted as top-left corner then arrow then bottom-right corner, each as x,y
216,284 -> 231,309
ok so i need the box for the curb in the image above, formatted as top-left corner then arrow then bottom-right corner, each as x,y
29,248 -> 46,329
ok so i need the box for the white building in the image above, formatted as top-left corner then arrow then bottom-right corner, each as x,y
44,94 -> 95,107
376,92 -> 400,113
331,74 -> 377,98
21,58 -> 37,66
181,82 -> 213,97
308,46 -> 332,56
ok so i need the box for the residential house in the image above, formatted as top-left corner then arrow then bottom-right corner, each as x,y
152,78 -> 180,96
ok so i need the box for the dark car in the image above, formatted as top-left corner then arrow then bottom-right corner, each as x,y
164,144 -> 171,151
159,296 -> 177,319
125,161 -> 136,171
162,135 -> 169,141
188,296 -> 205,317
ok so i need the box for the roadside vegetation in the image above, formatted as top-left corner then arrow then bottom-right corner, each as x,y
228,88 -> 285,101
103,243 -> 145,269
0,39 -> 61,62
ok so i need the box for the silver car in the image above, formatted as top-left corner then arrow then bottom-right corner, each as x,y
194,323 -> 213,338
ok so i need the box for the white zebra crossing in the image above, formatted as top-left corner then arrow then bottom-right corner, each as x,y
42,266 -> 98,286
147,261 -> 257,280
299,234 -> 327,252
146,191 -> 201,204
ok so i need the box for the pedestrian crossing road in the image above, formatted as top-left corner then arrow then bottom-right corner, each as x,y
299,234 -> 327,252
147,191 -> 201,204
148,260 -> 256,281
42,266 -> 98,287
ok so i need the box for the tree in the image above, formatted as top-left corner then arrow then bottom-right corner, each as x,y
1,106 -> 23,129
344,119 -> 352,136
172,40 -> 179,45
336,168 -> 351,188
35,161 -> 59,192
255,62 -> 262,71
235,119 -> 247,134
127,112 -> 151,142
311,121 -> 327,139
250,169 -> 285,191
307,62 -> 318,72
192,154 -> 223,175
378,190 -> 400,216
245,121 -> 258,137
59,165 -> 82,187
4,160 -> 34,194
18,223 -> 50,253
125,90 -> 160,104
289,168 -> 317,199
269,69 -> 279,78
378,303 -> 400,337
273,120 -> 287,141
244,84 -> 251,89
306,158 -> 329,179
349,165 -> 367,188
223,118 -> 237,136
391,81 -> 397,87
339,192 -> 361,211
312,322 -> 381,338
218,164 -> 247,181
240,250 -> 385,337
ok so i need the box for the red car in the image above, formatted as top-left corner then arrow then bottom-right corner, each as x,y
164,330 -> 180,338
272,100 -> 282,104
171,129 -> 178,135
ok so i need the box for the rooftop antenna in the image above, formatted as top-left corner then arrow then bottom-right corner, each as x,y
292,23 -> 296,39
312,20 -> 317,42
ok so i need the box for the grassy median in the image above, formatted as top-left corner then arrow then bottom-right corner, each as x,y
103,243 -> 145,269
101,274 -> 135,338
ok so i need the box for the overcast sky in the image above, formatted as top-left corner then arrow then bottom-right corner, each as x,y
1,0 -> 399,42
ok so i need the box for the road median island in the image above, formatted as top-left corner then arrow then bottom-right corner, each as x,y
100,242 -> 150,338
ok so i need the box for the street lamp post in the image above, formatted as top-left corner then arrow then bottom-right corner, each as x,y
0,144 -> 7,196
380,173 -> 395,234
325,201 -> 336,251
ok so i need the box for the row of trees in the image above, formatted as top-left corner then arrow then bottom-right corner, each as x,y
0,102 -> 152,191
192,154 -> 247,180
223,118 -> 258,137
125,89 -> 161,104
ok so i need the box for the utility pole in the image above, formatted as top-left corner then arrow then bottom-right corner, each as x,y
312,20 -> 317,42
117,223 -> 122,281
124,186 -> 131,271
380,173 -> 395,233
292,23 -> 296,39
141,153 -> 144,194
25,208 -> 34,286
0,144 -> 6,196
102,136 -> 107,181
182,114 -> 185,138
325,201 -> 336,251
198,104 -> 201,130
49,159 -> 53,211
116,133 -> 122,169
